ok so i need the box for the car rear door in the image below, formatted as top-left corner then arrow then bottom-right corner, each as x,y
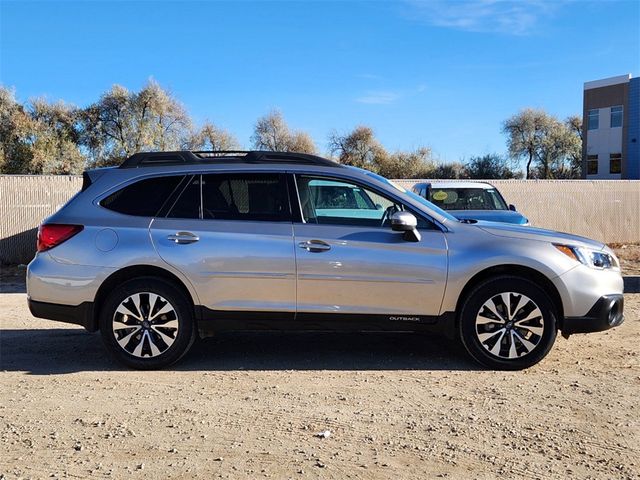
149,172 -> 296,317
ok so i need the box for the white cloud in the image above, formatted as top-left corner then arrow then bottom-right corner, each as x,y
355,84 -> 427,105
404,0 -> 562,35
355,91 -> 401,105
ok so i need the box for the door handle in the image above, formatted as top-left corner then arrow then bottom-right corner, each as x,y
167,232 -> 200,244
298,240 -> 331,253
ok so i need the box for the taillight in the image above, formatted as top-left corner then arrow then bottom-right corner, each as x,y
37,224 -> 84,252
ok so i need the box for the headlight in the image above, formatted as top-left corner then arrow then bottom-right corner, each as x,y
554,244 -> 619,270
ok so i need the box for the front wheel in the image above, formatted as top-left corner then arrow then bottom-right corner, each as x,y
459,276 -> 557,370
99,277 -> 196,369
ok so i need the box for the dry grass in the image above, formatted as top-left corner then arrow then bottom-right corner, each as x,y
610,243 -> 640,276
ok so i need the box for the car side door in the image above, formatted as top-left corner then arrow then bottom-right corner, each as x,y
149,172 -> 296,318
292,173 -> 448,322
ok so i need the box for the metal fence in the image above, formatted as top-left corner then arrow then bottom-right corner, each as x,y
1,175 -> 82,265
1,175 -> 639,265
393,179 -> 640,245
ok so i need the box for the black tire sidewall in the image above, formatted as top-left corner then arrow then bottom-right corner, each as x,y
459,276 -> 557,370
99,277 -> 195,370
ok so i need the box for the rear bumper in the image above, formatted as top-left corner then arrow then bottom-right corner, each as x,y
562,294 -> 624,335
28,298 -> 97,332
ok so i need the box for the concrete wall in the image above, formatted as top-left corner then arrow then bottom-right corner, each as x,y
1,175 -> 639,265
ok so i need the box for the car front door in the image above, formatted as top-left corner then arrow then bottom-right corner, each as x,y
292,174 -> 448,322
150,172 -> 296,317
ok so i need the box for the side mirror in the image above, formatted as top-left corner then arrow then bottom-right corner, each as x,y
390,211 -> 421,242
508,204 -> 517,212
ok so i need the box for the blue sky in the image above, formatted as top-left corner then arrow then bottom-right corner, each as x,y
1,0 -> 639,162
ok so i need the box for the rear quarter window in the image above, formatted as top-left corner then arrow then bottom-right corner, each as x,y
101,175 -> 183,217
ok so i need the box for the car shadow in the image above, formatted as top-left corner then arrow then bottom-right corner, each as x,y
0,266 -> 27,293
0,328 -> 480,375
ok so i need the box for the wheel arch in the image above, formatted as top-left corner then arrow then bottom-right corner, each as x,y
92,264 -> 197,331
454,264 -> 564,329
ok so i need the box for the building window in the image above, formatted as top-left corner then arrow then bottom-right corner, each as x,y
610,153 -> 622,174
588,109 -> 599,130
587,155 -> 598,175
610,106 -> 623,128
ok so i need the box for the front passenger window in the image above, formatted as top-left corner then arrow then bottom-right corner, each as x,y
297,176 -> 400,227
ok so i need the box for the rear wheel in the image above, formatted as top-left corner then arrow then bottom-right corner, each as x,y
459,276 -> 557,370
99,277 -> 196,369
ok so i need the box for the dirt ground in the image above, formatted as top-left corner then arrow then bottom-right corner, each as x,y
1,286 -> 639,479
611,244 -> 640,276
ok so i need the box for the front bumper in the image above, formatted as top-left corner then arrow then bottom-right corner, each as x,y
562,294 -> 624,335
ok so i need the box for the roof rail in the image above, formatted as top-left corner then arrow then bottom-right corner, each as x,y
118,150 -> 341,169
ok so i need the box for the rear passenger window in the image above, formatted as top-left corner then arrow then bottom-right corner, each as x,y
101,176 -> 183,217
166,173 -> 290,221
168,176 -> 201,219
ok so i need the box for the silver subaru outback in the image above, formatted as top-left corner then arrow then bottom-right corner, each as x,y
27,151 -> 624,370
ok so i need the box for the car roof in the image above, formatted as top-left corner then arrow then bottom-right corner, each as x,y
118,150 -> 342,169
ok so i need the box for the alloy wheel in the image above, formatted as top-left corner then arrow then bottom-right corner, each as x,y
475,292 -> 544,359
112,292 -> 179,358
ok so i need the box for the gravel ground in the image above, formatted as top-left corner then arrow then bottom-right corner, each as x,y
1,292 -> 639,480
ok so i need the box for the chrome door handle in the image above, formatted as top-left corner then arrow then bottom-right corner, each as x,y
298,240 -> 331,253
167,232 -> 199,244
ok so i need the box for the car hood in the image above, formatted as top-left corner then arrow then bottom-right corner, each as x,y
476,221 -> 605,250
449,209 -> 527,225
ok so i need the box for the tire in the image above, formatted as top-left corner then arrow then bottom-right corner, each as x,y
458,275 -> 557,370
99,277 -> 196,369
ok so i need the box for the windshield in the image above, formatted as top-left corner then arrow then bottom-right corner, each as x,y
428,187 -> 508,211
351,167 -> 459,222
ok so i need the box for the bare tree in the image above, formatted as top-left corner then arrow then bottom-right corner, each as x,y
0,87 -> 35,173
251,110 -> 316,153
327,126 -> 386,170
566,114 -> 583,140
503,108 -> 551,179
252,110 -> 289,151
377,147 -> 435,178
186,121 -> 241,151
0,88 -> 84,174
29,98 -> 85,174
503,108 -> 581,179
564,115 -> 583,178
430,162 -> 469,179
465,154 -> 522,179
80,80 -> 192,166
287,131 -> 316,154
536,118 -> 581,179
